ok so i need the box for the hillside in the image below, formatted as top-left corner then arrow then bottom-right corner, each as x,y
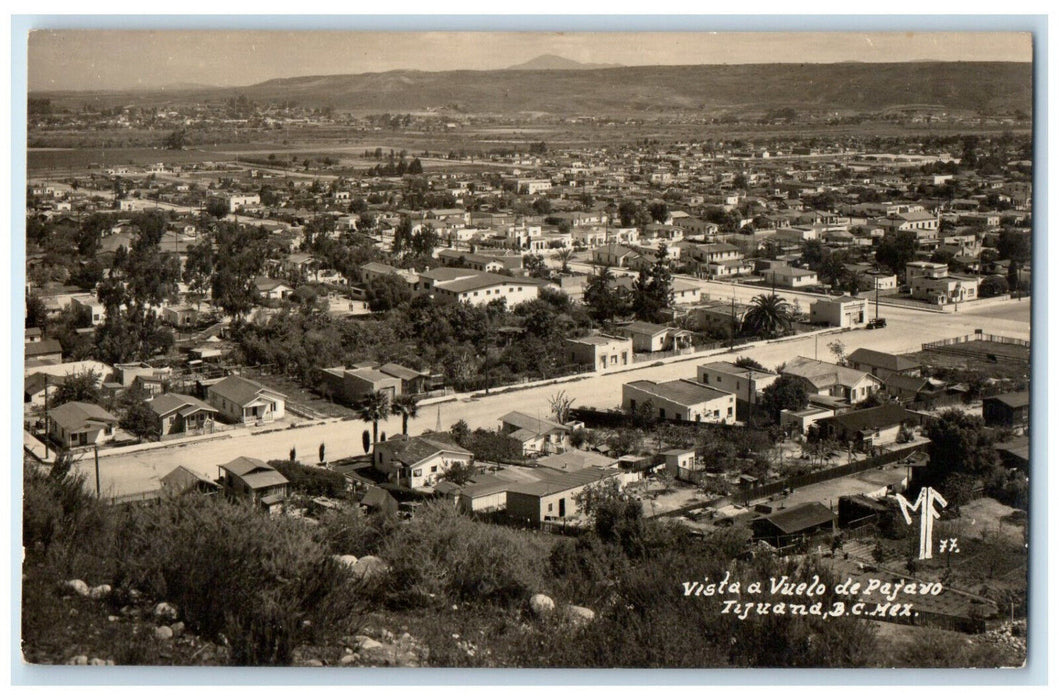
32,61 -> 1032,116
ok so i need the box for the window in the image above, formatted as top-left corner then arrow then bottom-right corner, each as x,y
431,466 -> 438,473
548,503 -> 553,513
413,468 -> 423,477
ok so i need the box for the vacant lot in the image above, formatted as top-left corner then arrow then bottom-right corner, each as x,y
909,340 -> 1031,383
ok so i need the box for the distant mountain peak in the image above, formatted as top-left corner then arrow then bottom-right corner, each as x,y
506,54 -> 622,71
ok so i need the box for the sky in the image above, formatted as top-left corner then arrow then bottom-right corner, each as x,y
28,30 -> 1033,92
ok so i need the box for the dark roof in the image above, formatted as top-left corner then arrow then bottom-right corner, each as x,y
220,457 -> 289,490
381,434 -> 471,467
985,391 -> 1030,409
25,338 -> 63,357
848,348 -> 921,373
209,375 -> 286,406
507,466 -> 610,498
49,401 -> 118,431
149,393 -> 218,418
759,502 -> 834,535
818,404 -> 914,433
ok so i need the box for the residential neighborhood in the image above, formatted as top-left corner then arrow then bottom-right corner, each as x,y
21,31 -> 1033,672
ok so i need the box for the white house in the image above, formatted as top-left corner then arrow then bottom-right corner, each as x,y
622,379 -> 736,424
206,375 -> 287,424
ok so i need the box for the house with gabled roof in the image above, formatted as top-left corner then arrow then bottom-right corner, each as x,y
48,401 -> 119,449
499,411 -> 574,456
160,465 -> 219,498
847,348 -> 922,380
218,456 -> 289,513
506,467 -> 613,524
373,433 -> 473,489
149,392 -> 219,437
206,375 -> 286,424
781,356 -> 883,405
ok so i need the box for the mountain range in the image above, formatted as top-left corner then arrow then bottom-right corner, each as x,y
33,61 -> 1033,116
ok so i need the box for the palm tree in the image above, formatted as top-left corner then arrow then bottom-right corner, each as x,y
392,394 -> 419,435
742,293 -> 795,339
556,248 -> 574,274
356,390 -> 392,445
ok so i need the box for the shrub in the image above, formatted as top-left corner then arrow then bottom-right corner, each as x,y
105,497 -> 364,665
378,501 -> 549,608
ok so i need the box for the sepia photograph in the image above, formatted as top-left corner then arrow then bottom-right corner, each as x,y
17,24 -> 1035,672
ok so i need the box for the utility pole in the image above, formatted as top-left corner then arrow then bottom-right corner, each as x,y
94,445 -> 101,499
874,276 -> 880,321
747,367 -> 754,428
42,374 -> 49,459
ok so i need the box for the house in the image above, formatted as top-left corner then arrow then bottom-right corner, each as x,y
377,363 -> 432,396
228,194 -> 261,212
159,465 -> 219,498
618,321 -> 693,353
218,456 -> 289,513
564,334 -> 633,371
591,243 -> 641,268
847,348 -> 922,380
983,392 -> 1030,429
910,274 -> 980,305
760,264 -> 819,289
780,406 -> 836,435
781,356 -> 883,404
436,248 -> 507,272
456,473 -> 516,513
622,379 -> 736,424
149,393 -> 220,437
995,435 -> 1030,472
662,448 -> 697,476
535,449 -> 618,473
506,467 -> 613,525
419,268 -> 546,307
751,502 -> 835,546
25,338 -> 63,365
113,362 -> 172,396
811,404 -> 919,449
25,327 -> 43,344
372,434 -> 473,489
696,361 -> 780,400
254,277 -> 294,301
161,305 -> 198,328
70,294 -> 106,325
809,296 -> 868,328
499,411 -> 573,455
206,375 -> 287,424
318,366 -> 401,406
48,401 -> 119,449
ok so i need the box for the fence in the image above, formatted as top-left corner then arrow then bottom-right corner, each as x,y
922,332 -> 1031,351
734,444 -> 921,505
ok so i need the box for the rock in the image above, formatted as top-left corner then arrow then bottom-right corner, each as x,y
359,643 -> 397,666
332,554 -> 359,569
89,658 -> 108,666
564,605 -> 596,626
154,602 -> 178,621
529,593 -> 556,616
304,659 -> 323,667
88,584 -> 112,600
380,629 -> 395,643
171,622 -> 186,637
66,655 -> 89,665
65,580 -> 90,597
340,653 -> 359,666
154,625 -> 174,641
358,637 -> 384,651
350,555 -> 389,581
107,616 -> 119,622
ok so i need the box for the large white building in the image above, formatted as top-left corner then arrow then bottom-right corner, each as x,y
622,379 -> 736,424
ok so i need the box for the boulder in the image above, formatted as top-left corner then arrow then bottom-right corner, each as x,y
65,580 -> 89,597
351,555 -> 389,581
340,653 -> 359,666
153,602 -> 178,621
171,622 -> 186,637
358,637 -> 384,652
154,625 -> 174,641
89,658 -> 108,666
529,593 -> 556,616
88,584 -> 112,600
332,554 -> 358,569
66,655 -> 88,665
564,605 -> 596,626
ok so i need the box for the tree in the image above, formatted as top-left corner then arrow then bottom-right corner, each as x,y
741,293 -> 795,339
548,391 -> 575,424
733,356 -> 766,371
648,201 -> 669,224
555,248 -> 574,274
523,253 -> 550,280
827,340 -> 847,365
392,395 -> 419,435
205,197 -> 230,219
584,265 -> 624,322
923,409 -> 1000,486
53,369 -> 102,406
118,387 -> 158,441
875,231 -> 918,276
449,419 -> 471,447
979,275 -> 1009,298
26,293 -> 48,330
365,274 -> 413,312
356,390 -> 392,445
760,375 -> 810,422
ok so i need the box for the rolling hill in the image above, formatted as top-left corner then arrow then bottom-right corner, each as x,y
32,61 -> 1033,116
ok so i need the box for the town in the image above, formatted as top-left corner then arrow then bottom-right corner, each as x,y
23,55 -> 1032,670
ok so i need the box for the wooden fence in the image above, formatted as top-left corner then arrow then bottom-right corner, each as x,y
922,332 -> 1031,351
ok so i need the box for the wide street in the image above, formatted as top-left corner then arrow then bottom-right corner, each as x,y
76,297 -> 1032,500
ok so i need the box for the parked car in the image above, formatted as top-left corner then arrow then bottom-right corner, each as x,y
866,318 -> 887,329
